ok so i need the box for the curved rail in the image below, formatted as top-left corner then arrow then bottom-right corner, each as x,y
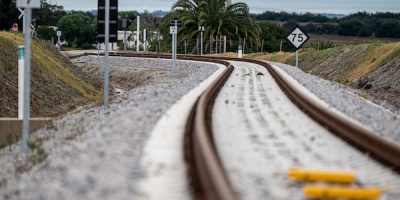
82,52 -> 400,199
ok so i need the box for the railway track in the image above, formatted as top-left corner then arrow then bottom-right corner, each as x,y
84,52 -> 400,199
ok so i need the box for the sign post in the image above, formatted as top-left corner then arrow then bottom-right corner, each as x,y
143,29 -> 147,53
238,45 -> 242,58
286,26 -> 309,68
97,0 -> 118,108
169,18 -> 181,75
199,26 -> 205,55
17,0 -> 41,154
136,16 -> 140,52
57,31 -> 61,51
122,15 -> 133,51
18,46 -> 24,119
122,16 -> 127,51
18,8 -> 25,34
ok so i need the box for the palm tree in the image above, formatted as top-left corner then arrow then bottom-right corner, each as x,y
160,0 -> 260,53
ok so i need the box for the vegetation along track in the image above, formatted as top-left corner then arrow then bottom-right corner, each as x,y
84,52 -> 400,199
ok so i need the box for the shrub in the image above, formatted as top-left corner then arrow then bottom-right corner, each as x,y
81,43 -> 92,49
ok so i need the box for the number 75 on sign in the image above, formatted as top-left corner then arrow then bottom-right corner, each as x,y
286,26 -> 309,49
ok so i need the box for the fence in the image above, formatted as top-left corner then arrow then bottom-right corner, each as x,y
131,34 -> 293,55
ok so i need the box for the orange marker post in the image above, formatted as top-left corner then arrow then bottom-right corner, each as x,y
304,185 -> 381,199
288,168 -> 356,183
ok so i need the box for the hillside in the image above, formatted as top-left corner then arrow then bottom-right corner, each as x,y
256,42 -> 400,113
0,31 -> 103,118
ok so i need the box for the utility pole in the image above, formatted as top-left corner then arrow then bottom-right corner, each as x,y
17,0 -> 41,154
136,15 -> 140,52
123,15 -> 127,51
199,26 -> 205,55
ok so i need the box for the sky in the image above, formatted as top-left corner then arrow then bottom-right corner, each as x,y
51,0 -> 400,14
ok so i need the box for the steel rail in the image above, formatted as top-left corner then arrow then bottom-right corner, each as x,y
82,52 -> 400,199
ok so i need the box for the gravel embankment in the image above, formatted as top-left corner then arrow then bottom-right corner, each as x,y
0,57 -> 399,199
0,56 -> 218,199
269,61 -> 400,143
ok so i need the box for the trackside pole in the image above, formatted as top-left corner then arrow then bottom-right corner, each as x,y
22,8 -> 32,153
172,27 -> 175,75
136,16 -> 140,52
104,0 -> 110,108
296,50 -> 299,68
18,46 -> 25,120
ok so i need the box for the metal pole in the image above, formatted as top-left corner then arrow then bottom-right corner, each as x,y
136,16 -> 140,52
23,15 -> 25,34
104,0 -> 110,108
200,31 -> 203,55
280,40 -> 283,52
172,26 -> 175,75
124,28 -> 127,51
184,39 -> 187,55
97,42 -> 100,65
224,35 -> 226,53
261,39 -> 264,53
22,7 -> 32,153
174,21 -> 177,74
296,50 -> 299,68
243,38 -> 246,54
58,35 -> 60,51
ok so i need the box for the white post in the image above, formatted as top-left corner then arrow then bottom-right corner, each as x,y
124,29 -> 127,51
238,45 -> 242,58
143,29 -> 147,53
224,35 -> 226,53
296,50 -> 299,68
104,0 -> 110,108
22,7 -> 32,153
136,16 -> 140,52
172,26 -> 175,74
173,20 -> 178,75
280,40 -> 283,52
18,46 -> 25,119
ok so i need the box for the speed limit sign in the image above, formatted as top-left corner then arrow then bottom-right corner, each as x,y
287,26 -> 309,49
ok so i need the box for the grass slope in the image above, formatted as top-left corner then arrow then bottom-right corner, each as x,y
0,31 -> 102,117
248,42 -> 400,111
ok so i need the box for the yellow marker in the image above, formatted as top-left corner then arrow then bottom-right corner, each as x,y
288,168 -> 356,183
304,185 -> 381,199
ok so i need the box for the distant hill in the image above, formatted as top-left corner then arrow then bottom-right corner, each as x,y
318,13 -> 346,18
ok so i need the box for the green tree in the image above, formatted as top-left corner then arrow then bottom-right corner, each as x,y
258,22 -> 291,52
33,0 -> 66,26
56,13 -> 96,47
0,0 -> 19,31
338,20 -> 371,36
376,20 -> 400,38
159,0 -> 260,52
36,26 -> 56,41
